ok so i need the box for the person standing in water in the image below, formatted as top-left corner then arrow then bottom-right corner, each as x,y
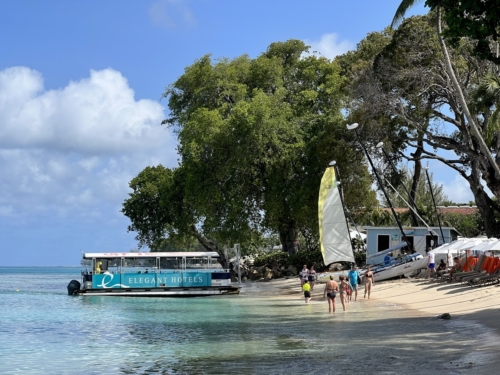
302,280 -> 311,303
348,265 -> 359,301
364,266 -> 374,299
323,275 -> 338,313
300,265 -> 309,287
308,265 -> 317,290
338,275 -> 349,311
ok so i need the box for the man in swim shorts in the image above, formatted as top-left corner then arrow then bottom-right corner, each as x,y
323,276 -> 338,313
347,265 -> 359,301
427,247 -> 436,278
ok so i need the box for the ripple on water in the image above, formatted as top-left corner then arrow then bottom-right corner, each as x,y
0,268 -> 499,374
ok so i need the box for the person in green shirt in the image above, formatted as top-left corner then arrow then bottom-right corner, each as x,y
302,280 -> 311,303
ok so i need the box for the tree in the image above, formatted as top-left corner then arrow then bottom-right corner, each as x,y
351,14 -> 500,237
125,40 -> 377,256
382,166 -> 449,209
426,0 -> 500,65
121,165 -> 233,264
392,1 -> 500,182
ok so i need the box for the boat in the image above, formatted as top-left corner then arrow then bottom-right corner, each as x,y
318,162 -> 428,282
318,163 -> 355,265
366,246 -> 424,281
67,251 -> 241,297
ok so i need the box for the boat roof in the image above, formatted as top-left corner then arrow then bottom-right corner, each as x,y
83,252 -> 220,259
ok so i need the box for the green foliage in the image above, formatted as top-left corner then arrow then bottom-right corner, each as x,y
159,39 -> 377,254
253,251 -> 289,268
383,166 -> 449,210
442,212 -> 485,238
287,249 -> 325,271
353,250 -> 367,267
425,0 -> 500,64
253,248 -> 325,272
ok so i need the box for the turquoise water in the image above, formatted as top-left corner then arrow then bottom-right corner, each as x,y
1,267 -> 498,374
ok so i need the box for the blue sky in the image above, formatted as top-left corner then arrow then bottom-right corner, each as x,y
1,0 -> 454,266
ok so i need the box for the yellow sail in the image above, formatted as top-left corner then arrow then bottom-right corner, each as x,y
318,166 -> 355,264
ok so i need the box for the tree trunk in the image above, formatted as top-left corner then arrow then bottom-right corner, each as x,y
279,220 -> 300,254
436,7 -> 500,181
409,133 -> 425,226
190,225 -> 227,267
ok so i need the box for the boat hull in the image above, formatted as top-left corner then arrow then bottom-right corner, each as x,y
370,256 -> 427,282
76,286 -> 241,297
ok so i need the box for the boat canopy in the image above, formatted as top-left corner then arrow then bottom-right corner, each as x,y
83,252 -> 220,259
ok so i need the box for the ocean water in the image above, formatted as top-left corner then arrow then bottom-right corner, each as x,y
0,267 -> 498,375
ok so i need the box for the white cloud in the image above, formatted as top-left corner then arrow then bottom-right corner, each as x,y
305,33 -> 354,60
149,0 -> 196,29
0,67 -> 177,219
440,174 -> 475,203
0,67 -> 166,154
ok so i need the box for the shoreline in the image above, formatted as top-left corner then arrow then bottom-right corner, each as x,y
241,276 -> 500,332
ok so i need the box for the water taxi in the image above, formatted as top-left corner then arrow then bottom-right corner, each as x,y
67,251 -> 240,297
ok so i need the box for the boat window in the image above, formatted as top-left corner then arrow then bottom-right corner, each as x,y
159,257 -> 182,270
122,257 -> 156,273
377,235 -> 390,252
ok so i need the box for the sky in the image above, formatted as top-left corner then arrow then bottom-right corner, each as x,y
0,0 -> 454,266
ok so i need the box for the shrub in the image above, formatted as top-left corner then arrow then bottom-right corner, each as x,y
253,251 -> 289,268
286,249 -> 324,271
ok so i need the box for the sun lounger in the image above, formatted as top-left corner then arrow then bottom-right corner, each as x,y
451,254 -> 488,282
468,267 -> 500,287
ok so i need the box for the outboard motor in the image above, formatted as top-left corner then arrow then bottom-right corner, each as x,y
67,280 -> 81,295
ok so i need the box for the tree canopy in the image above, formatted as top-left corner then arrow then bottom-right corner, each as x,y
123,40 -> 377,256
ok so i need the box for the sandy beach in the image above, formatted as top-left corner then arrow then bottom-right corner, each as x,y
240,276 -> 500,373
243,275 -> 500,331
370,277 -> 500,332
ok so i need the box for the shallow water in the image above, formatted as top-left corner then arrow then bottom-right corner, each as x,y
0,267 -> 498,374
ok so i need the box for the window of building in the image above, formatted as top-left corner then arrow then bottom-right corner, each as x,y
377,235 -> 390,252
404,236 -> 414,252
426,234 -> 438,249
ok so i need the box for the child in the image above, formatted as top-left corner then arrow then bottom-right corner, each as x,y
338,275 -> 349,311
302,280 -> 311,303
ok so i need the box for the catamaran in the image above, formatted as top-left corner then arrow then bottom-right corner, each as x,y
67,251 -> 240,297
317,163 -> 425,282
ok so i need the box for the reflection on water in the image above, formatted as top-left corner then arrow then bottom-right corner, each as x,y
0,268 -> 498,374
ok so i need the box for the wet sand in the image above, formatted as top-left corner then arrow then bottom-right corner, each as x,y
240,276 -> 500,374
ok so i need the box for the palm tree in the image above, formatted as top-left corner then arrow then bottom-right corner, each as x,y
474,74 -> 500,145
391,2 -> 500,179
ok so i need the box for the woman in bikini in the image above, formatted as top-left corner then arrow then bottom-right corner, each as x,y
338,275 -> 349,311
308,265 -> 317,290
323,275 -> 338,313
364,266 -> 374,299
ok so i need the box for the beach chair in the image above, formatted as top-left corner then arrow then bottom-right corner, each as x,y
468,267 -> 500,287
453,254 -> 487,282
